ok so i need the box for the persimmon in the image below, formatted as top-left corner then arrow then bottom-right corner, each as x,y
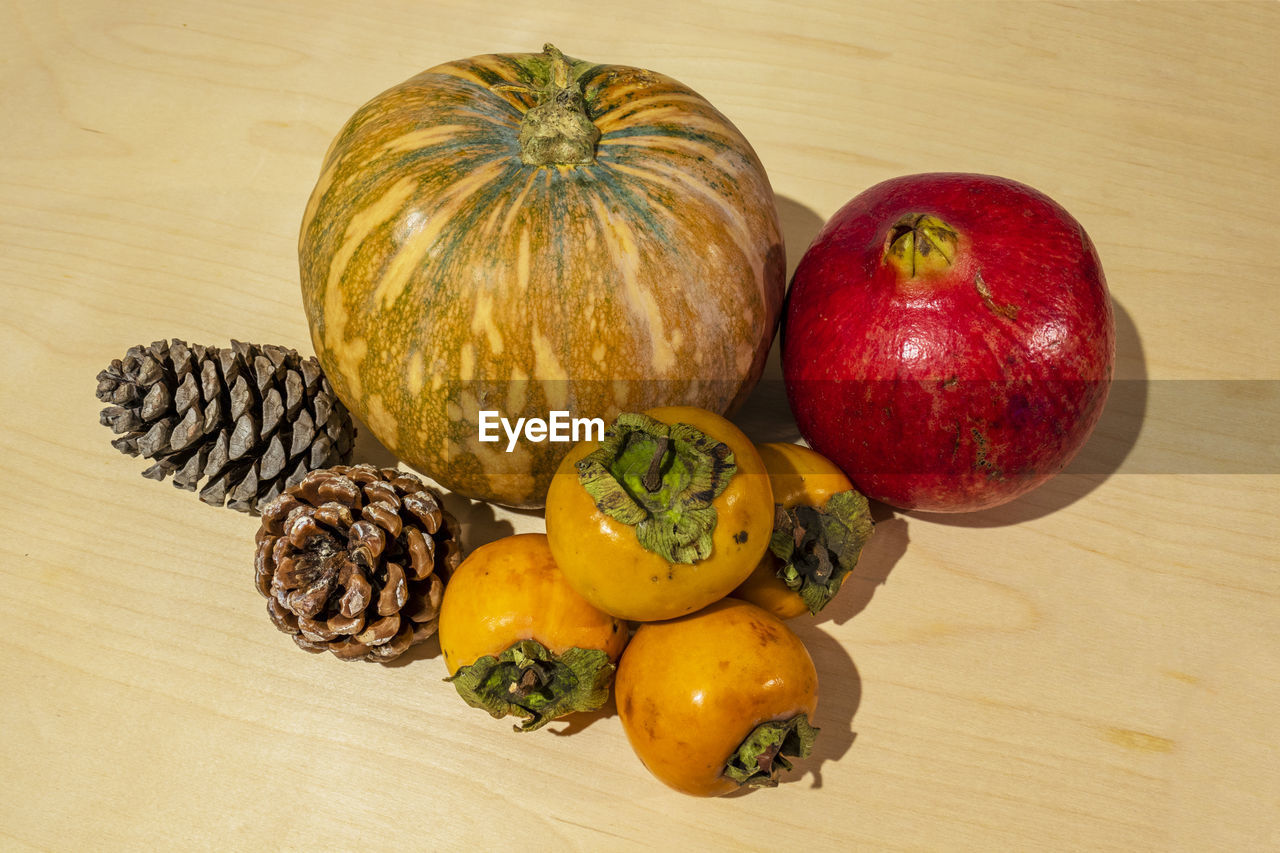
615,598 -> 819,797
545,407 -> 773,622
438,533 -> 627,731
732,442 -> 874,618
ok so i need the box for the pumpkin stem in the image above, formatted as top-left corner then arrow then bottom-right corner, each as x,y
575,413 -> 737,565
506,43 -> 600,167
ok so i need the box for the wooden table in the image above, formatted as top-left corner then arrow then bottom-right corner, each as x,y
3,2 -> 1277,850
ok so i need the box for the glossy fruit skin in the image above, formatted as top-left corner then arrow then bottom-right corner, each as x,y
615,598 -> 818,797
438,533 -> 627,675
731,442 -> 855,619
545,406 -> 773,622
783,173 -> 1114,512
299,48 -> 785,508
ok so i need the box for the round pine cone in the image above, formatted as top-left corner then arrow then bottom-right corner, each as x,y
254,464 -> 462,662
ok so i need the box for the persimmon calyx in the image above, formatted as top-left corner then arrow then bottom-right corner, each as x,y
721,714 -> 819,788
576,412 -> 737,564
445,639 -> 614,732
769,489 -> 874,615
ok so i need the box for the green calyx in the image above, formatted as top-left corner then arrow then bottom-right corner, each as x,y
576,412 -> 737,565
495,44 -> 600,167
722,714 -> 819,788
444,639 -> 615,732
770,489 -> 874,615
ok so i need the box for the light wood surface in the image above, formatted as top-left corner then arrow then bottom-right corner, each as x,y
3,2 -> 1278,850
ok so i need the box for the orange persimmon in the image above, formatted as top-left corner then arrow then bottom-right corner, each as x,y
546,407 -> 773,622
438,533 -> 627,731
615,598 -> 819,796
732,442 -> 873,618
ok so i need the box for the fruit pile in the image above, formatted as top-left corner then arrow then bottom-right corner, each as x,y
96,43 -> 1114,798
438,407 -> 872,795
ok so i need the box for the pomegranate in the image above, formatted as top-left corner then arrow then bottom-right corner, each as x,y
782,173 -> 1114,513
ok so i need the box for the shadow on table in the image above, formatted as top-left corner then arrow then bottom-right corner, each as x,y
721,622 -> 861,795
383,633 -> 442,667
353,414 -> 527,551
547,693 -> 617,737
729,194 -> 824,447
818,501 -> 909,627
437,492 -> 522,554
349,415 -> 400,470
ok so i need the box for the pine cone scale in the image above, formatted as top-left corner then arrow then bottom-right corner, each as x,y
410,619 -> 438,644
141,382 -> 170,420
404,589 -> 439,623
329,638 -> 368,660
137,418 -> 175,458
282,372 -> 301,415
198,470 -> 231,507
266,596 -> 298,633
259,436 -> 288,480
142,459 -> 173,481
362,502 -> 403,539
405,527 -> 434,579
401,492 -> 443,534
173,449 -> 204,490
261,389 -> 283,436
339,572 -> 372,617
170,407 -> 201,452
352,613 -> 389,646
377,563 -> 408,615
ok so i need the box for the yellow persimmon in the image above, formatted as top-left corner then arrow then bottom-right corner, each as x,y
545,407 -> 773,622
615,598 -> 819,797
438,533 -> 627,731
732,442 -> 873,618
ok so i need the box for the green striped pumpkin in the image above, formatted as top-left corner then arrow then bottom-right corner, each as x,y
300,45 -> 784,507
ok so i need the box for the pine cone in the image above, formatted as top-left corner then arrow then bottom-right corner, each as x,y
96,339 -> 356,513
253,464 -> 462,662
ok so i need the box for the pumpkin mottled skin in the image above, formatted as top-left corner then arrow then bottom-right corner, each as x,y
300,48 -> 785,507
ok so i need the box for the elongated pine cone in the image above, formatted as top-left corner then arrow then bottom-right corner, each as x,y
254,464 -> 462,662
96,339 -> 356,513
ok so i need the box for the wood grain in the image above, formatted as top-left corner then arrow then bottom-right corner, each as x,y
2,1 -> 1278,850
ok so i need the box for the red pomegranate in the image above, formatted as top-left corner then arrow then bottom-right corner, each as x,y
782,173 -> 1114,513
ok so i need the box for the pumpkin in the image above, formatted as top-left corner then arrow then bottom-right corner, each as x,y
299,44 -> 785,507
